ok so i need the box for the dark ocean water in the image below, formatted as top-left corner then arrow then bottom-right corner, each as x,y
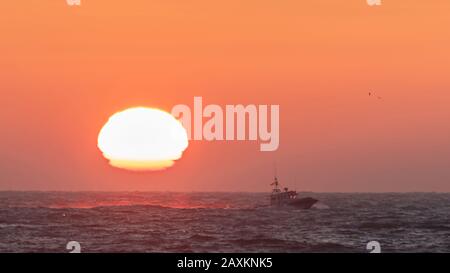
0,192 -> 449,253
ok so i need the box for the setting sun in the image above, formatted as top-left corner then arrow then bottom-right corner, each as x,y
97,107 -> 189,171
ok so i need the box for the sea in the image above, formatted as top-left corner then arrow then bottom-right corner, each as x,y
0,192 -> 449,253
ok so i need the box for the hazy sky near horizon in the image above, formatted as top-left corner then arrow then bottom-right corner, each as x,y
1,1 -> 450,192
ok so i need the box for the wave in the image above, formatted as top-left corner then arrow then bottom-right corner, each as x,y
312,202 -> 330,209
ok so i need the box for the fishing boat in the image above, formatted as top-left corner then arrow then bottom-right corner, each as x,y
270,175 -> 318,209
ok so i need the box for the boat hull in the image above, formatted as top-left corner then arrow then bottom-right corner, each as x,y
286,197 -> 318,209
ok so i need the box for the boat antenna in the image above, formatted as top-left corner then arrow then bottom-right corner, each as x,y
271,162 -> 279,191
274,161 -> 277,179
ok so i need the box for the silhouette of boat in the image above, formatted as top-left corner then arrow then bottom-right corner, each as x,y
270,175 -> 318,209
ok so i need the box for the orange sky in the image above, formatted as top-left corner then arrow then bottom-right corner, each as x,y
1,1 -> 450,191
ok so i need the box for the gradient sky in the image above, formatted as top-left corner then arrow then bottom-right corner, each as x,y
1,1 -> 450,192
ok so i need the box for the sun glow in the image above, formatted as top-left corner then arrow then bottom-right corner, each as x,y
97,107 -> 189,171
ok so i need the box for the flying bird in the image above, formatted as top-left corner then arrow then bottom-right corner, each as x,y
369,90 -> 382,100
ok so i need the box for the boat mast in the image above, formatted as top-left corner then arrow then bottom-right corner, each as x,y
271,162 -> 280,193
